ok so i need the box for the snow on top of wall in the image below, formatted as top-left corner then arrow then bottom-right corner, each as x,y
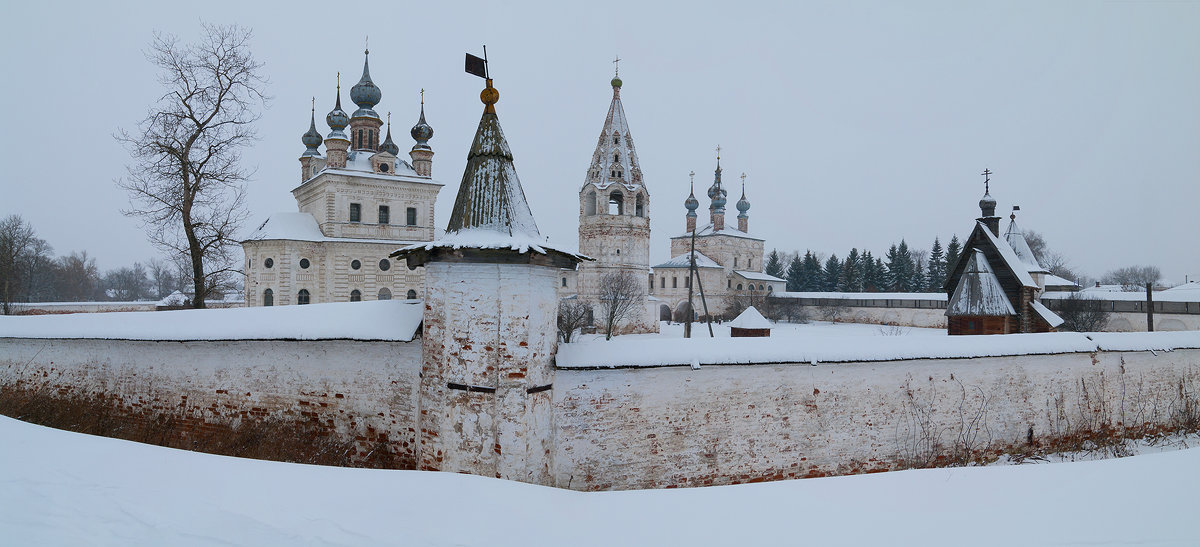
1089,331 -> 1200,352
557,332 -> 1101,368
774,292 -> 949,301
1040,291 -> 1200,303
729,306 -> 772,329
0,300 -> 423,342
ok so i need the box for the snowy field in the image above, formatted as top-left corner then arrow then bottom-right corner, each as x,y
1,415 -> 1197,547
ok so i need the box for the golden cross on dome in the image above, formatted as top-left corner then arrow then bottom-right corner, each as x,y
613,55 -> 621,77
981,168 -> 993,194
715,145 -> 721,160
420,88 -> 425,106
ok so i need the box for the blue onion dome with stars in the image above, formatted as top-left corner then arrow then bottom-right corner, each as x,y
350,49 -> 382,120
326,80 -> 350,139
381,117 -> 401,156
410,99 -> 433,151
301,102 -> 323,156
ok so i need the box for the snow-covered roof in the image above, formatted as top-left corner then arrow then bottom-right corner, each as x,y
734,270 -> 785,282
1081,284 -> 1125,293
946,249 -> 1017,317
0,300 -> 424,342
976,221 -> 1038,288
1164,281 -> 1200,294
1043,274 -> 1080,288
1004,218 -> 1048,274
652,251 -> 723,270
394,229 -> 589,262
244,212 -> 421,246
730,306 -> 772,329
1030,300 -> 1065,328
672,223 -> 764,241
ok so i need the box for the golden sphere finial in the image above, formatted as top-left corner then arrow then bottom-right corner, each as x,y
480,78 -> 499,113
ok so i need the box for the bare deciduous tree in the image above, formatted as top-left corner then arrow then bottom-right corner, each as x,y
557,299 -> 592,343
55,251 -> 100,302
596,272 -> 645,340
116,23 -> 268,308
0,215 -> 46,314
1055,293 -> 1111,332
1101,265 -> 1163,292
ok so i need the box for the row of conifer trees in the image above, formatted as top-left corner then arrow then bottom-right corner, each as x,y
763,236 -> 963,293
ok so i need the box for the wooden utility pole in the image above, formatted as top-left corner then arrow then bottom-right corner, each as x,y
685,227 -> 696,338
1146,282 -> 1154,332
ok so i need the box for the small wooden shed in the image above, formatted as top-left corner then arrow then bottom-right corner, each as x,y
730,306 -> 772,337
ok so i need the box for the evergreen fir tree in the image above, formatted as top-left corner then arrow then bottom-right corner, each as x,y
895,240 -> 916,291
822,254 -> 842,292
870,257 -> 886,291
945,235 -> 962,276
839,248 -> 864,292
913,256 -> 926,292
884,243 -> 900,291
801,251 -> 824,291
785,253 -> 804,292
926,237 -> 946,290
764,249 -> 784,278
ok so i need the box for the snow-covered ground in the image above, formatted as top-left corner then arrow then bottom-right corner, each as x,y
1,415 -> 1197,547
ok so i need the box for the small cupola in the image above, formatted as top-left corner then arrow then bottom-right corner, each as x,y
301,99 -> 323,157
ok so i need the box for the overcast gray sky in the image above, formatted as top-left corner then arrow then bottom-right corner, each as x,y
3,0 -> 1197,283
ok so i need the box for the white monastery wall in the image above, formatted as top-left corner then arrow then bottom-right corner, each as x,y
552,348 -> 1200,490
0,337 -> 423,466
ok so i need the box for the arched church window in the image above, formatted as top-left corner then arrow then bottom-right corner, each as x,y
613,153 -> 619,162
610,170 -> 616,177
737,284 -> 744,290
758,284 -> 765,291
350,289 -> 362,302
378,288 -> 392,300
635,194 -> 644,217
734,257 -> 739,267
263,288 -> 273,306
357,129 -> 364,149
608,191 -> 624,215
406,289 -> 418,300
585,190 -> 597,216
368,129 -> 375,149
617,170 -> 623,178
613,135 -> 620,145
297,289 -> 310,305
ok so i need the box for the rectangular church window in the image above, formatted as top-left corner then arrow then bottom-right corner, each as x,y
379,205 -> 390,225
349,203 -> 361,222
407,207 -> 418,226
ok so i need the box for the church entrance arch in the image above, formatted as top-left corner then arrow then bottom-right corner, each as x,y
659,303 -> 671,321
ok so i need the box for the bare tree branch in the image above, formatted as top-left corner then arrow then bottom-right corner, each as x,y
115,23 -> 268,308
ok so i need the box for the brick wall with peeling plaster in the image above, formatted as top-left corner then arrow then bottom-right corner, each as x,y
2,336 -> 1197,491
0,338 -> 422,467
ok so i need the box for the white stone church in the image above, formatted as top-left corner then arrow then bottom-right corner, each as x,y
242,49 -> 441,306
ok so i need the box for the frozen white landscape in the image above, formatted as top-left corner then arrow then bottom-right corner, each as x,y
1,414 -> 1196,547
